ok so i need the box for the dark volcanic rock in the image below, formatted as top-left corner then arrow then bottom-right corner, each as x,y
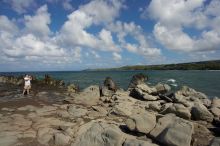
128,73 -> 147,89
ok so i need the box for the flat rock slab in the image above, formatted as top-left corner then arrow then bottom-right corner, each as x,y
150,114 -> 194,146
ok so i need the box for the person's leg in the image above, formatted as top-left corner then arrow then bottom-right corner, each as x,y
27,88 -> 29,95
23,89 -> 25,95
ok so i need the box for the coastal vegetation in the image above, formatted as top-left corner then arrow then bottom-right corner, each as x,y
86,60 -> 220,71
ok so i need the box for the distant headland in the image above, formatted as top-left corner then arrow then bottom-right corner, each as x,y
84,60 -> 220,71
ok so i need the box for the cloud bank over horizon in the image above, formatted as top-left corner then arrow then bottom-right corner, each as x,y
0,0 -> 220,71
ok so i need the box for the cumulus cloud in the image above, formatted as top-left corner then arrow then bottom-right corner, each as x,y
108,21 -> 161,58
0,5 -> 82,69
145,0 -> 220,53
3,0 -> 35,14
24,5 -> 51,37
113,52 -> 122,61
58,0 -> 122,52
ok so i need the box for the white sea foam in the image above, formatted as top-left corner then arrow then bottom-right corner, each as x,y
167,79 -> 176,83
170,83 -> 178,87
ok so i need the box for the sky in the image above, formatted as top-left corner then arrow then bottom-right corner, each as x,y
0,0 -> 220,71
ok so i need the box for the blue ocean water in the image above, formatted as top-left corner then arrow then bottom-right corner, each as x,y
1,70 -> 220,98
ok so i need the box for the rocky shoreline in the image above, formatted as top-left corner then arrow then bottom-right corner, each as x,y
0,74 -> 220,146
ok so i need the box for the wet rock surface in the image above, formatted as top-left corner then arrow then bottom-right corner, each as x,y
0,74 -> 219,146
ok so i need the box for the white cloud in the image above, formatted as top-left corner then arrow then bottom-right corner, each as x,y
146,0 -> 220,53
3,0 -> 35,14
108,21 -> 161,58
24,5 -> 51,37
58,0 -> 122,52
62,0 -> 74,11
0,5 -> 82,68
0,15 -> 18,34
113,52 -> 122,61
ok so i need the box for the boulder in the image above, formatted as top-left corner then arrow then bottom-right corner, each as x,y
160,103 -> 191,119
101,86 -> 115,97
155,83 -> 171,94
191,103 -> 214,122
128,73 -> 148,90
146,102 -> 161,112
136,84 -> 157,95
37,127 -> 57,145
54,132 -> 71,146
150,114 -> 194,146
176,86 -> 208,99
103,77 -> 117,92
125,112 -> 156,134
212,97 -> 220,108
72,121 -> 125,146
174,93 -> 192,107
191,122 -> 214,146
209,137 -> 220,146
123,138 -> 158,146
130,85 -> 158,101
67,84 -> 79,93
211,107 -> 220,118
69,85 -> 101,106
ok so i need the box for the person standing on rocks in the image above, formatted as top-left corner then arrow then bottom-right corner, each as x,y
22,74 -> 32,95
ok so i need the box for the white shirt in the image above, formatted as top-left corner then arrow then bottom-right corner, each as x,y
24,77 -> 31,86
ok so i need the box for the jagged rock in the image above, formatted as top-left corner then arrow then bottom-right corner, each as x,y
126,112 -> 156,134
143,94 -> 158,101
209,137 -> 220,146
176,86 -> 208,99
67,85 -> 101,106
101,86 -> 115,97
67,84 -> 79,93
130,85 -> 158,101
146,102 -> 161,112
103,77 -> 117,92
136,84 -> 157,95
160,103 -> 191,119
191,103 -> 214,122
72,121 -> 125,146
91,106 -> 108,115
174,93 -> 192,107
128,73 -> 147,89
155,83 -> 171,94
211,107 -> 220,118
54,132 -> 71,146
212,97 -> 220,108
191,122 -> 214,146
150,114 -> 194,146
123,138 -> 158,146
110,102 -> 133,116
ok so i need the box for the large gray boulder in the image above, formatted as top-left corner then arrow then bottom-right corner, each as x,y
123,138 -> 158,146
129,84 -> 158,101
212,97 -> 220,108
150,114 -> 194,146
72,122 -> 125,146
125,112 -> 156,134
160,103 -> 191,119
191,103 -> 214,122
155,83 -> 171,94
128,73 -> 147,89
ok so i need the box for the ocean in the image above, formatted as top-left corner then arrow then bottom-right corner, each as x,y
1,70 -> 220,98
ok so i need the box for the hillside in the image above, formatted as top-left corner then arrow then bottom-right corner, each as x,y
85,60 -> 220,71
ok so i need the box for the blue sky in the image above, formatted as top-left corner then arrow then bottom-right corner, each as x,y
0,0 -> 220,71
